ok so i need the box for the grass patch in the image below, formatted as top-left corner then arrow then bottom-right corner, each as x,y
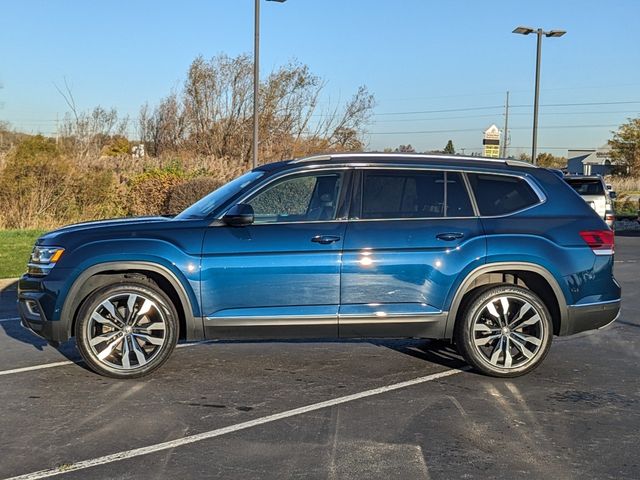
0,230 -> 45,278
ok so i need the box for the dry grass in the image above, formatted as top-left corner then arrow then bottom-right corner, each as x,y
605,175 -> 640,193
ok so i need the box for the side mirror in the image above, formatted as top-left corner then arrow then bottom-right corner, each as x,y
609,191 -> 617,199
222,204 -> 254,227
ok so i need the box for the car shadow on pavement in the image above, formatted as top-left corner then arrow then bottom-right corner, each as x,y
0,280 -> 81,362
209,337 -> 468,371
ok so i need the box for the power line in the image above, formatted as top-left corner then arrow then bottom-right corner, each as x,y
368,123 -> 619,135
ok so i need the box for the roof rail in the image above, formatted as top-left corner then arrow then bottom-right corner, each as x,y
291,152 -> 538,168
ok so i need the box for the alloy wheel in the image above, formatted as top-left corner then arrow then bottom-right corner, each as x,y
471,295 -> 545,369
85,292 -> 167,370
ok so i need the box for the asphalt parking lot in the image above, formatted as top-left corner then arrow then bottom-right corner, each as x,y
1,233 -> 639,480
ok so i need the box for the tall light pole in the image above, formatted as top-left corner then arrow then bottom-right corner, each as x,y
253,0 -> 286,170
513,26 -> 566,165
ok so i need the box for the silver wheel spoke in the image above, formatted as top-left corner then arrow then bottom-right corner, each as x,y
133,333 -> 164,346
511,331 -> 542,347
121,337 -> 131,369
490,337 -> 504,365
97,336 -> 124,361
131,299 -> 155,327
474,323 -> 499,334
486,301 -> 500,319
91,311 -> 120,330
513,313 -> 541,330
507,303 -> 532,328
499,297 -> 510,321
126,294 -> 138,323
130,338 -> 148,366
100,300 -> 125,325
90,331 -> 120,347
475,334 -> 501,346
510,336 -> 535,359
503,337 -> 512,368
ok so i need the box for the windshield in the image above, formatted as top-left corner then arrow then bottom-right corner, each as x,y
565,178 -> 605,196
175,171 -> 265,219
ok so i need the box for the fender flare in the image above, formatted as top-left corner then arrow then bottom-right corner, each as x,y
444,261 -> 568,338
60,261 -> 203,341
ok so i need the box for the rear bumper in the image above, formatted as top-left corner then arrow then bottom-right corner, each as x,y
562,299 -> 621,336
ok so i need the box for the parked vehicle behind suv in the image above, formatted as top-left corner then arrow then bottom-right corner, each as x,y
18,154 -> 621,379
564,174 -> 616,228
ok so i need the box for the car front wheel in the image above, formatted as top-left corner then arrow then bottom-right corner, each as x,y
75,281 -> 178,378
455,285 -> 553,377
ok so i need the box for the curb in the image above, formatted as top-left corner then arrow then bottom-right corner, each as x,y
0,278 -> 19,291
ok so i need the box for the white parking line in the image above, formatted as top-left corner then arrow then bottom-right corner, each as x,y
5,367 -> 468,480
0,361 -> 76,376
0,341 -> 215,377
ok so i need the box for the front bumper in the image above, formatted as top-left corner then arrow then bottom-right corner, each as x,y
563,299 -> 621,336
18,273 -> 69,344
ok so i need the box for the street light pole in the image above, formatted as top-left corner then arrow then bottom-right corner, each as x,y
532,29 -> 543,165
513,26 -> 566,165
253,0 -> 286,170
253,0 -> 260,170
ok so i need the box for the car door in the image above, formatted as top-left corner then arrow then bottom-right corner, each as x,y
201,168 -> 351,339
339,167 -> 486,338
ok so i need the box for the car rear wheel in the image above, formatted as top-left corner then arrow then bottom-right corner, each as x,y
455,285 -> 553,377
75,281 -> 178,378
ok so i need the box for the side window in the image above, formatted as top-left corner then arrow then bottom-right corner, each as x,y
246,172 -> 343,223
361,170 -> 444,219
446,172 -> 474,217
467,173 -> 540,216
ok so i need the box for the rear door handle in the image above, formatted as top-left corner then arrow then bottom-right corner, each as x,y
436,232 -> 464,241
311,235 -> 341,245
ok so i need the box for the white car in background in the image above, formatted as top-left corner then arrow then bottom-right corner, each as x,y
564,175 -> 616,229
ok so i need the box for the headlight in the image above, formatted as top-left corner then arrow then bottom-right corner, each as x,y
28,246 -> 65,275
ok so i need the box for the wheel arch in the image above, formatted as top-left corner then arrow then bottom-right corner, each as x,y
60,261 -> 203,342
444,262 -> 568,338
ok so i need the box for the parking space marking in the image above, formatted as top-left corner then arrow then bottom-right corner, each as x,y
5,367 -> 468,480
0,341 -> 215,377
0,361 -> 76,376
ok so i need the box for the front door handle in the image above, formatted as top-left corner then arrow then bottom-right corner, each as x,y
311,235 -> 341,245
436,232 -> 464,241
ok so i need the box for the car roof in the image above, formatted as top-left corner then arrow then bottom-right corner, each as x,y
257,152 -> 537,173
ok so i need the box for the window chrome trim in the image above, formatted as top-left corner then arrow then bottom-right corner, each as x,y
217,163 -> 547,223
217,166 -> 353,223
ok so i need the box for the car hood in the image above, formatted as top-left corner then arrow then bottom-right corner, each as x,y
38,216 -> 172,244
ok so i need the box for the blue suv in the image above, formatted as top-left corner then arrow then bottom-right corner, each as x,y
18,154 -> 621,378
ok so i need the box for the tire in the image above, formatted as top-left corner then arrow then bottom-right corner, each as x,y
454,285 -> 553,377
75,280 -> 179,378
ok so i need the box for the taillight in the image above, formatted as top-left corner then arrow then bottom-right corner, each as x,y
580,230 -> 614,255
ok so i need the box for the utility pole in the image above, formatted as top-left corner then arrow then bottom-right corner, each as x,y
502,91 -> 509,158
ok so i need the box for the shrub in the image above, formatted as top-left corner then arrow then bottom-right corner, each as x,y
0,136 -> 71,229
166,177 -> 223,214
127,167 -> 188,216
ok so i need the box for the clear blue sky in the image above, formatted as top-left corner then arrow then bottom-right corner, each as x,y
1,0 -> 639,156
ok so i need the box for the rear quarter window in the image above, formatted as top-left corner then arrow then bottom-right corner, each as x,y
564,178 -> 605,195
467,173 -> 540,216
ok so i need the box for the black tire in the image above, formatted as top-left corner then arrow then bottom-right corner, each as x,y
455,285 -> 553,377
75,280 -> 178,378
